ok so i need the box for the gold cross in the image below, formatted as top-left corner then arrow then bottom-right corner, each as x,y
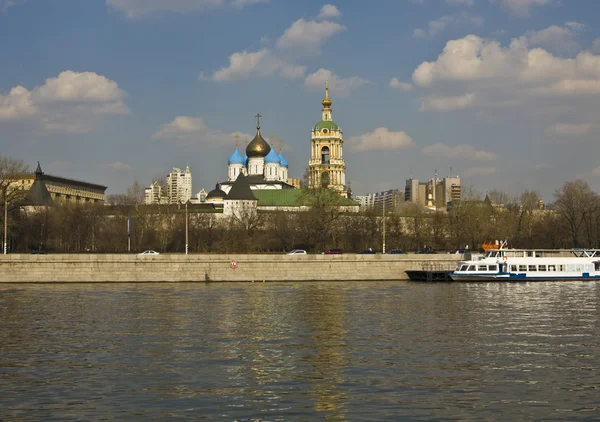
233,132 -> 240,146
255,113 -> 262,128
278,139 -> 283,152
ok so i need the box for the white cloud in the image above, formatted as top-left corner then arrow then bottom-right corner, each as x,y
413,12 -> 483,39
412,33 -> 600,103
348,127 -> 416,151
493,0 -> 552,18
103,161 -> 132,171
592,167 -> 600,176
523,22 -> 583,54
464,167 -> 497,176
304,68 -> 368,97
0,70 -> 129,133
447,0 -> 474,5
419,93 -> 476,111
389,78 -> 412,91
545,123 -> 593,137
106,0 -> 266,18
317,4 -> 340,20
422,143 -> 497,161
153,116 -> 252,148
208,49 -> 305,82
592,39 -> 600,54
276,18 -> 345,53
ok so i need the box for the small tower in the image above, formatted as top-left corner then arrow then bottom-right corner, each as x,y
264,143 -> 281,181
278,140 -> 289,183
308,82 -> 347,197
228,133 -> 245,181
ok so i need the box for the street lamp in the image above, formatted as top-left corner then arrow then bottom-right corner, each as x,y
185,201 -> 189,255
382,199 -> 386,254
3,187 -> 8,255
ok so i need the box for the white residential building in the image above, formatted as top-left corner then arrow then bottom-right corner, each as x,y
144,181 -> 164,205
166,165 -> 192,204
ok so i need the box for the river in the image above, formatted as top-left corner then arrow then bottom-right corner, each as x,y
1,281 -> 598,421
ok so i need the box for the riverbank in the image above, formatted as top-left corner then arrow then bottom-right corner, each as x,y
0,254 -> 460,282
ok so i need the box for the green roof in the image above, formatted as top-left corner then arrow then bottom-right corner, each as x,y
254,188 -> 357,207
314,120 -> 339,131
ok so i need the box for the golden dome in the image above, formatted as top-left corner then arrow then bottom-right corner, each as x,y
322,81 -> 332,109
246,114 -> 271,158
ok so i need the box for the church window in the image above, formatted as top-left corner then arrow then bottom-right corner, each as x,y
321,146 -> 330,164
322,129 -> 328,134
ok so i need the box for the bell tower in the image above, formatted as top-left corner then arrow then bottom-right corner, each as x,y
308,82 -> 347,197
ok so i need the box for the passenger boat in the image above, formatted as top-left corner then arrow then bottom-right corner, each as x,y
450,246 -> 600,282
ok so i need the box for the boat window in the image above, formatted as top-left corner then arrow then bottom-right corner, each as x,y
478,265 -> 487,271
548,265 -> 556,271
528,265 -> 537,271
538,265 -> 546,271
489,265 -> 498,271
467,265 -> 476,271
527,251 -> 534,257
519,265 -> 527,272
460,265 -> 469,271
558,265 -> 565,271
510,265 -> 517,272
595,262 -> 600,271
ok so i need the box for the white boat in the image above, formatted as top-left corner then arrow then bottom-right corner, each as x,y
450,245 -> 600,282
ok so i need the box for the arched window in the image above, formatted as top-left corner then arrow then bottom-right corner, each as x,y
321,146 -> 330,164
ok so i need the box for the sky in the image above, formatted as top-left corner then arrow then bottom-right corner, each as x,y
1,0 -> 600,201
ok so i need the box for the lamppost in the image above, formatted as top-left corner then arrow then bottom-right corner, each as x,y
185,201 -> 189,255
382,198 -> 386,254
3,186 -> 8,255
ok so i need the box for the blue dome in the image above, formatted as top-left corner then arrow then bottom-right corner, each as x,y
243,154 -> 248,166
279,152 -> 288,168
264,148 -> 281,164
228,147 -> 245,165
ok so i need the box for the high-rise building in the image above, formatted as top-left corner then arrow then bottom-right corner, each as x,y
405,176 -> 461,210
144,181 -> 163,205
308,82 -> 347,197
166,165 -> 192,204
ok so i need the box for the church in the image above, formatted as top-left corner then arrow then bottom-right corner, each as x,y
211,83 -> 348,199
219,114 -> 294,195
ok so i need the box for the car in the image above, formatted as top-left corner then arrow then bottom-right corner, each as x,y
417,249 -> 438,254
139,250 -> 160,255
387,249 -> 406,254
447,249 -> 469,254
358,249 -> 376,254
286,249 -> 307,255
322,248 -> 343,255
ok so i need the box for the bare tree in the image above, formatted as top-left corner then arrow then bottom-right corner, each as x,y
553,180 -> 597,247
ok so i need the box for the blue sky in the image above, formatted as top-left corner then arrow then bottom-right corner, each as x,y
1,0 -> 600,200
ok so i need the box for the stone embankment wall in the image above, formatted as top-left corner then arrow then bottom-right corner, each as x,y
0,254 -> 460,283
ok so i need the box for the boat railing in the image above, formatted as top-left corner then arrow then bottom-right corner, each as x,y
422,262 -> 456,272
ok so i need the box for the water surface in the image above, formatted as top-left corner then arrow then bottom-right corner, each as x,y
1,281 -> 599,420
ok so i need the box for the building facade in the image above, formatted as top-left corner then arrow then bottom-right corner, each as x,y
405,176 -> 461,210
166,165 -> 192,204
308,83 -> 347,197
13,162 -> 106,203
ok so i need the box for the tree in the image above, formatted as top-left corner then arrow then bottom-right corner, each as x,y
0,156 -> 30,252
553,180 -> 597,247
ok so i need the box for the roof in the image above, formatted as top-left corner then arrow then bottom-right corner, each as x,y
246,128 -> 271,158
254,188 -> 358,207
314,120 -> 339,131
221,174 -> 295,189
22,163 -> 53,206
206,183 -> 227,199
226,174 -> 257,201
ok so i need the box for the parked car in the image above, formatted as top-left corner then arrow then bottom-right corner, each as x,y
358,249 -> 376,254
447,249 -> 469,254
139,250 -> 160,255
322,248 -> 344,255
387,249 -> 406,254
286,249 -> 307,255
417,249 -> 438,254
